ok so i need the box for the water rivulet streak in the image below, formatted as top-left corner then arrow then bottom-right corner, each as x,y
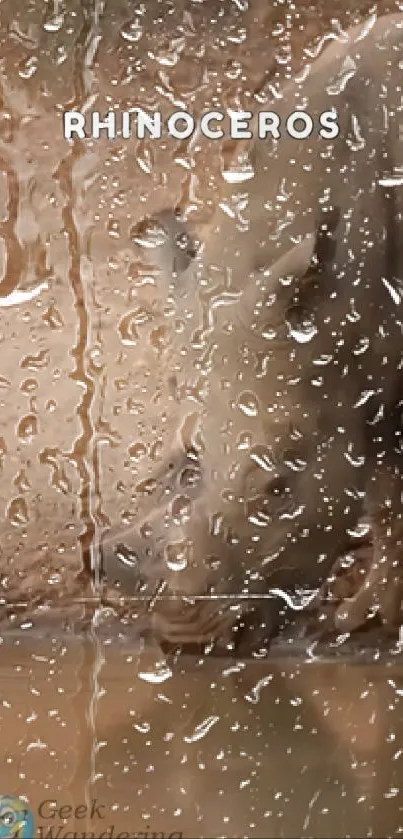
54,2 -> 100,594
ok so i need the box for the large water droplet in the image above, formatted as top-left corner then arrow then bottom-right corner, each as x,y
164,539 -> 190,572
249,445 -> 275,472
179,465 -> 200,489
21,351 -> 49,371
136,478 -> 157,496
344,448 -> 366,468
17,414 -> 38,444
128,442 -> 147,461
43,12 -> 65,32
210,513 -> 224,538
237,431 -> 252,450
138,664 -> 173,684
237,390 -> 259,417
171,495 -> 191,526
7,497 -> 29,527
115,544 -> 139,568
352,336 -> 370,355
42,305 -> 64,330
131,218 -> 167,249
286,309 -> 318,344
347,519 -> 371,539
184,715 -> 220,743
20,378 -> 38,395
282,450 -> 307,472
149,37 -> 185,66
353,389 -> 376,409
121,18 -> 143,43
118,312 -> 140,346
222,157 -> 255,184
19,55 -> 38,79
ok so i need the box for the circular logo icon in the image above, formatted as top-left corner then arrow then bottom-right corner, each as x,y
0,796 -> 34,838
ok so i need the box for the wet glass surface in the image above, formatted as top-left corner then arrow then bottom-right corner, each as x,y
1,629 -> 403,838
1,1 -> 403,837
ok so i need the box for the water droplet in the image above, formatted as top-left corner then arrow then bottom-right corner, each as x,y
47,571 -> 62,585
282,450 -> 307,472
261,325 -> 277,341
379,175 -> 403,188
183,715 -> 220,743
150,325 -> 169,353
14,469 -> 30,493
17,414 -> 38,444
43,12 -> 65,32
344,448 -> 366,468
286,309 -> 317,344
353,389 -> 377,408
237,390 -> 259,417
136,478 -> 157,496
7,496 -> 29,527
140,522 -> 153,540
237,432 -> 252,450
164,539 -> 190,572
127,399 -> 145,416
19,55 -> 38,79
245,674 -> 274,704
115,543 -> 139,568
222,156 -> 255,184
344,485 -> 366,502
20,378 -> 38,394
149,36 -> 185,67
150,439 -> 163,462
128,442 -> 147,461
249,445 -> 275,472
179,466 -> 200,489
39,449 -> 72,494
121,18 -> 143,43
131,218 -> 167,249
347,519 -> 371,539
138,664 -> 173,684
52,44 -> 68,65
136,146 -> 154,176
0,437 -> 7,470
171,495 -> 191,526
352,337 -> 370,355
210,513 -> 224,538
88,347 -> 104,375
118,313 -> 139,346
382,276 -> 401,305
107,219 -> 121,239
42,305 -> 64,330
313,353 -> 333,366
21,351 -> 49,371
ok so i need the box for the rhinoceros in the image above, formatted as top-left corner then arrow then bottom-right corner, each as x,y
115,13 -> 403,645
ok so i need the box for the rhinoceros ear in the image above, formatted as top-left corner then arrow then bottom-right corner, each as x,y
132,207 -> 200,278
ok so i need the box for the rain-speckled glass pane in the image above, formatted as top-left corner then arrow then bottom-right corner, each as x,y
1,1 -> 403,837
